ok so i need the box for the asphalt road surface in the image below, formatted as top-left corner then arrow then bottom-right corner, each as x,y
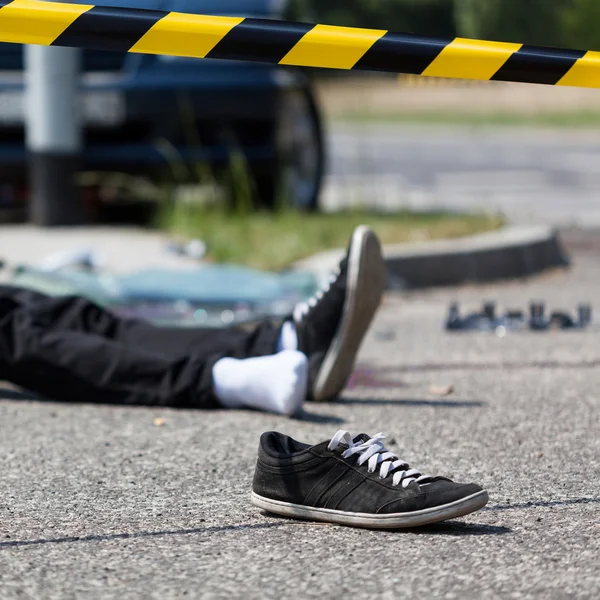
325,123 -> 600,227
1,235 -> 598,599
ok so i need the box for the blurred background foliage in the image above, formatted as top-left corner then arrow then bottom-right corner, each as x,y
286,0 -> 457,37
286,0 -> 600,51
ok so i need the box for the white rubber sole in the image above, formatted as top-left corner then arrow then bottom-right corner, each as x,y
312,225 -> 386,402
251,490 -> 489,529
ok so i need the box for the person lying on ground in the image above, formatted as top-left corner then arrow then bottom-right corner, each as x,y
0,226 -> 386,416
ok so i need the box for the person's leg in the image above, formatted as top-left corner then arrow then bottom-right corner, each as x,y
114,315 -> 308,415
117,317 -> 283,362
0,298 -> 214,408
0,221 -> 386,411
0,285 -> 306,414
8,287 -> 283,361
0,285 -> 51,313
212,350 -> 308,416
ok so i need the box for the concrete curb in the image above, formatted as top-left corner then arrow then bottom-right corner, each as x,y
293,225 -> 570,290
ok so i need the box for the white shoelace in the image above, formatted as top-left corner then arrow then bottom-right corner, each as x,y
327,430 -> 432,488
293,269 -> 340,323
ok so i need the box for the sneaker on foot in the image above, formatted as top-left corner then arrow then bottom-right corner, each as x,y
251,430 -> 489,529
293,225 -> 386,402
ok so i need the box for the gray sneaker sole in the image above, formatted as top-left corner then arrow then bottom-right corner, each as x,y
251,490 -> 489,529
312,225 -> 386,402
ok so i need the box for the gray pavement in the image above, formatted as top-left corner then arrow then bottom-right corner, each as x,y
1,234 -> 599,599
324,123 -> 600,227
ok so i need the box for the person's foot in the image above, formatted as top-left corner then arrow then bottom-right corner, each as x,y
212,351 -> 308,416
251,430 -> 489,529
293,225 -> 386,402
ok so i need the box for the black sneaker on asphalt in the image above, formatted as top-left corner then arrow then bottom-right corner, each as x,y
251,430 -> 489,529
293,225 -> 386,402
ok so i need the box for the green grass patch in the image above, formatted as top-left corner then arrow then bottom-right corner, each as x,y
334,109 -> 600,128
157,204 -> 504,271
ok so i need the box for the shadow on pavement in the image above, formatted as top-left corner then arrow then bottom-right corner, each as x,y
0,387 -> 346,423
255,512 -> 510,535
484,498 -> 600,511
334,397 -> 485,408
0,387 -> 35,401
406,521 -> 512,536
0,387 -> 484,410
293,410 -> 346,424
0,523 -> 286,550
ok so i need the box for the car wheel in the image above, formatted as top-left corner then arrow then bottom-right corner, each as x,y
254,84 -> 325,211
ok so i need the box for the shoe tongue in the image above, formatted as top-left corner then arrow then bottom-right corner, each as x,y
352,433 -> 371,444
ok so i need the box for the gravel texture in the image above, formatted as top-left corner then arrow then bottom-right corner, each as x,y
1,238 -> 599,600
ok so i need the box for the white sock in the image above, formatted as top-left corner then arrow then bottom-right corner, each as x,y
276,320 -> 298,352
212,350 -> 308,416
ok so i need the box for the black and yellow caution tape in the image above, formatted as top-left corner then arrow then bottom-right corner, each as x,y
1,0 -> 600,89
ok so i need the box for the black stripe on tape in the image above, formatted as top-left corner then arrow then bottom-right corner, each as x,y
52,5 -> 167,52
492,45 -> 585,85
354,32 -> 448,74
206,18 -> 314,63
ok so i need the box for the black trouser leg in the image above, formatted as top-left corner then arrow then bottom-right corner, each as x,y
0,286 -> 281,408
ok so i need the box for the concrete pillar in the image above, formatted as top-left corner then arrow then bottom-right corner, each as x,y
24,43 -> 83,225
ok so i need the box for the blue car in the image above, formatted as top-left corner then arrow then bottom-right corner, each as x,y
0,0 -> 325,217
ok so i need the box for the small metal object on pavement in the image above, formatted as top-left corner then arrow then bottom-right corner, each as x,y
446,301 -> 592,333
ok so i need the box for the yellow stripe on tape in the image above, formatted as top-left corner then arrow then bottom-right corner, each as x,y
131,13 -> 244,58
557,51 -> 600,88
423,38 -> 522,81
0,0 -> 92,45
280,24 -> 385,70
